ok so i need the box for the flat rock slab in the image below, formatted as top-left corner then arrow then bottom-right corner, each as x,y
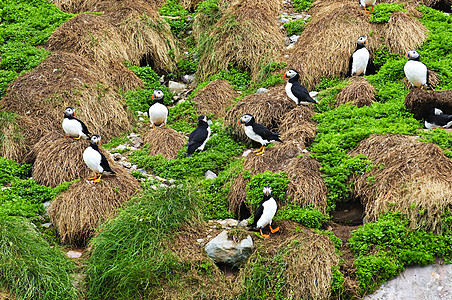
66,250 -> 83,259
365,264 -> 452,300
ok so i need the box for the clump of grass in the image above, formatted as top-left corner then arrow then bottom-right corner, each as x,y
293,0 -> 315,12
86,185 -> 202,299
0,216 -> 77,300
283,18 -> 310,36
159,0 -> 192,37
0,156 -> 31,185
276,203 -> 328,229
369,3 -> 406,23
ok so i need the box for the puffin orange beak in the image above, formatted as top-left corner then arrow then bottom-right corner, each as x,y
238,119 -> 242,125
266,191 -> 269,196
152,94 -> 154,100
405,52 -> 410,58
283,74 -> 286,79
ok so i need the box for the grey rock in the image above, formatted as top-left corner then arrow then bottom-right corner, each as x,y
159,75 -> 165,83
131,136 -> 143,148
286,43 -> 295,50
112,153 -> 122,161
242,150 -> 252,157
129,132 -> 138,138
137,168 -> 147,175
256,88 -> 269,94
284,54 -> 290,58
278,17 -> 290,23
43,201 -> 51,216
205,231 -> 253,266
205,170 -> 217,179
41,222 -> 52,228
182,74 -> 195,84
284,37 -> 291,46
138,117 -> 145,122
168,81 -> 187,95
217,219 -> 238,228
197,238 -> 204,243
289,35 -> 300,43
364,264 -> 452,300
239,219 -> 249,228
120,161 -> 132,169
66,251 -> 83,259
114,144 -> 129,152
309,91 -> 319,98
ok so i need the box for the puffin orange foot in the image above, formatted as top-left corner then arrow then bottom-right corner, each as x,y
270,225 -> 280,233
92,174 -> 102,183
260,229 -> 270,238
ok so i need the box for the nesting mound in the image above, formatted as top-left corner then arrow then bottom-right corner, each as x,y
404,88 -> 452,120
402,69 -> 441,90
350,134 -> 452,233
49,165 -> 141,246
0,52 -> 133,162
32,134 -> 93,187
194,79 -> 237,118
285,154 -> 328,213
196,0 -> 284,80
288,0 -> 427,89
336,76 -> 376,107
181,0 -> 204,10
235,221 -> 339,300
279,105 -> 316,132
142,127 -> 186,159
224,86 -> 296,141
422,0 -> 452,12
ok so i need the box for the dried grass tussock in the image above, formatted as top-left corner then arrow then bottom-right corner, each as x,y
194,79 -> 237,119
336,76 -> 376,107
142,127 -> 186,159
404,88 -> 452,120
49,166 -> 141,246
224,86 -> 295,141
350,134 -> 452,233
0,52 -> 133,162
288,0 -> 427,89
196,0 -> 284,80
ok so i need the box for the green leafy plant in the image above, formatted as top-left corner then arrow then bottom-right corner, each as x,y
283,18 -> 310,36
159,0 -> 192,37
418,128 -> 452,158
293,0 -> 315,12
275,203 -> 328,229
245,171 -> 289,213
0,157 -> 31,185
369,3 -> 406,23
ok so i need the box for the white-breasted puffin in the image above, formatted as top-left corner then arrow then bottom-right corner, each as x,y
249,186 -> 279,238
83,134 -> 115,183
283,69 -> 317,105
186,115 -> 211,157
62,107 -> 91,140
238,113 -> 282,155
404,50 -> 428,89
359,0 -> 376,13
148,89 -> 168,129
349,36 -> 370,77
425,108 -> 452,129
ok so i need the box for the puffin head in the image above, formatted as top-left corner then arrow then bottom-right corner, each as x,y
90,134 -> 101,145
357,36 -> 368,47
198,115 -> 208,124
283,69 -> 299,80
64,107 -> 76,117
238,113 -> 254,125
152,89 -> 164,101
405,50 -> 420,60
263,185 -> 272,197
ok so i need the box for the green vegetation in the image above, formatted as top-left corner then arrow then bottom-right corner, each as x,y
276,204 -> 327,229
293,0 -> 315,12
0,0 -> 73,98
0,156 -> 31,185
86,185 -> 202,299
245,171 -> 289,213
130,124 -> 245,181
369,3 -> 406,23
0,216 -> 77,300
159,0 -> 192,37
418,128 -> 452,158
283,18 -> 310,36
349,212 -> 452,294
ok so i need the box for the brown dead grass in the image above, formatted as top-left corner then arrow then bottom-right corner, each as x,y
336,76 -> 376,107
279,105 -> 316,133
49,164 -> 141,246
288,0 -> 427,89
224,86 -> 296,141
0,52 -> 133,163
285,154 -> 328,213
32,134 -> 92,187
422,0 -> 452,9
350,134 -> 452,233
51,0 -> 87,13
194,79 -> 237,119
196,0 -> 284,81
142,127 -> 186,159
405,88 -> 452,120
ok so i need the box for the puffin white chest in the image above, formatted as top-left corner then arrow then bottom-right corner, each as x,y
352,48 -> 370,76
256,198 -> 278,229
244,125 -> 266,145
404,60 -> 427,87
198,126 -> 211,151
149,103 -> 168,126
62,118 -> 83,137
83,146 -> 103,173
285,82 -> 298,104
360,0 -> 376,7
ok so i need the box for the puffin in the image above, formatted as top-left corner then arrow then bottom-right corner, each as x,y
359,0 -> 376,13
425,108 -> 452,129
404,50 -> 428,89
62,107 -> 91,140
283,69 -> 317,105
186,115 -> 211,157
148,89 -> 168,129
238,113 -> 282,155
83,134 -> 115,183
249,186 -> 279,238
348,36 -> 370,77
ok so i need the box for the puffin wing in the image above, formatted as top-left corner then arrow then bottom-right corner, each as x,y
100,153 -> 115,174
187,127 -> 208,146
78,118 -> 91,137
251,203 -> 265,228
253,123 -> 282,142
348,54 -> 354,76
427,113 -> 452,127
291,82 -> 317,104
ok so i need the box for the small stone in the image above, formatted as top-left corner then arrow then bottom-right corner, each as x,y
302,149 -> 308,153
217,219 -> 238,228
289,35 -> 300,43
138,117 -> 145,122
309,91 -> 319,98
66,251 -> 83,259
287,43 -> 295,50
168,81 -> 187,95
168,179 -> 175,183
205,170 -> 217,179
182,74 -> 195,84
197,238 -> 204,243
131,136 -> 143,148
159,75 -> 165,83
41,222 -> 52,228
112,153 -> 122,161
239,219 -> 249,228
278,17 -> 289,23
137,168 -> 147,175
114,144 -> 129,151
129,133 -> 138,138
284,54 -> 290,58
255,88 -> 269,94
120,161 -> 132,169
242,150 -> 252,157
284,37 -> 291,46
